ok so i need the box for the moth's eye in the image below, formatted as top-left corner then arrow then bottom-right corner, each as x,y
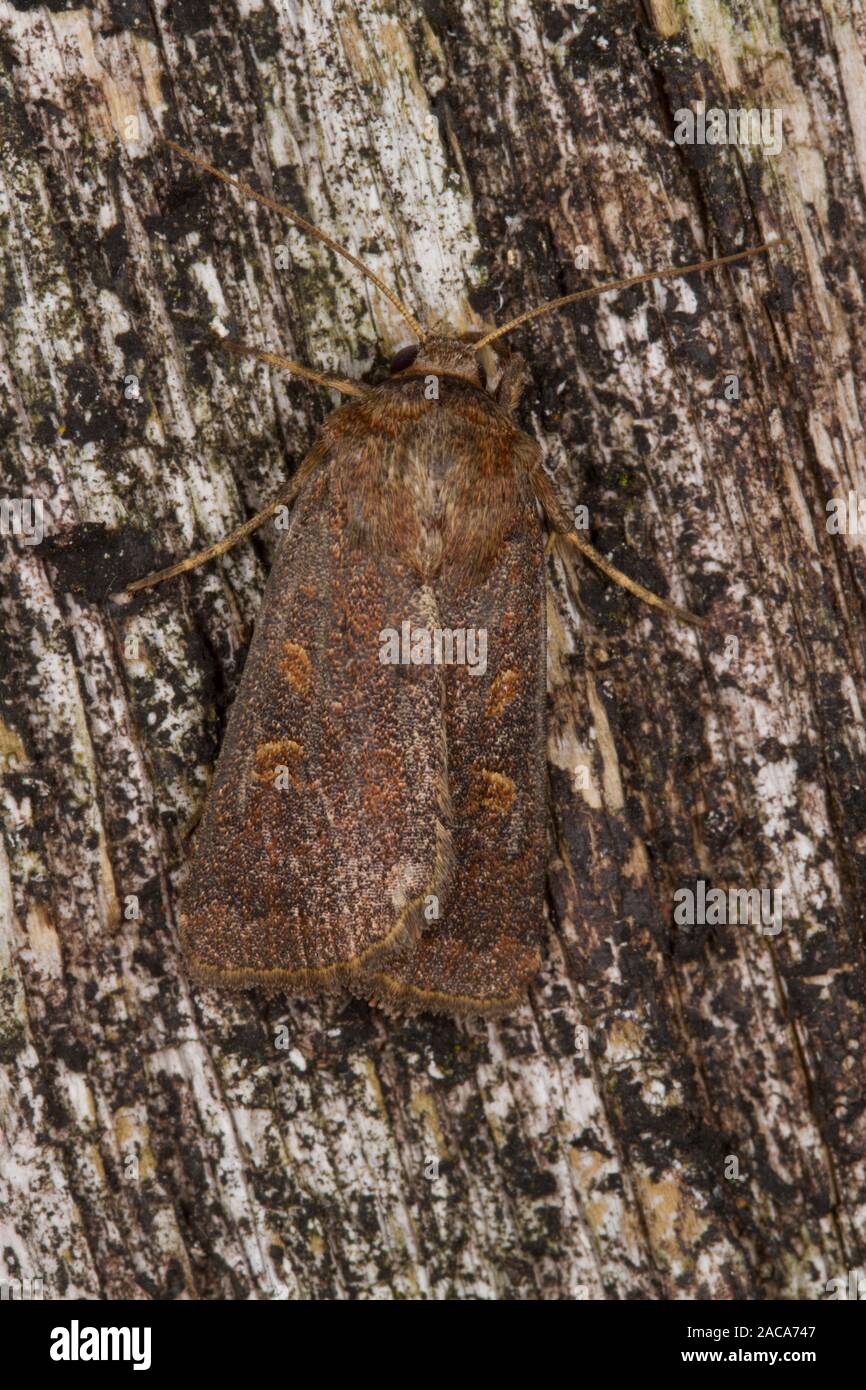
389,344 -> 420,374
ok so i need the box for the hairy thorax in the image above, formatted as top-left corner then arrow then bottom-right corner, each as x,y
321,375 -> 537,589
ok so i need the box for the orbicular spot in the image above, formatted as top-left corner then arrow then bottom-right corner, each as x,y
486,668 -> 521,718
468,767 -> 516,817
278,640 -> 312,694
254,739 -> 304,787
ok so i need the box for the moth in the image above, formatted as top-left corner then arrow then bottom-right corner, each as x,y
130,140 -> 776,1018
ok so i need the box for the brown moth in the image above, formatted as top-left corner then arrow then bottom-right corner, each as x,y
130,140 -> 778,1018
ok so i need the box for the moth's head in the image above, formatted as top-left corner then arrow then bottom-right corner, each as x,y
389,334 -> 488,391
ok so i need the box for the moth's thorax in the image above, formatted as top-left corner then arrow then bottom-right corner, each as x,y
323,372 -> 539,591
395,335 -> 485,390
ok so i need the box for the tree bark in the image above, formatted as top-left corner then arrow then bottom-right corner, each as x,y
1,0 -> 865,1301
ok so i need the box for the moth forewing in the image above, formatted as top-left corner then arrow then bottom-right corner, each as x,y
179,439 -> 451,992
358,373 -> 548,1017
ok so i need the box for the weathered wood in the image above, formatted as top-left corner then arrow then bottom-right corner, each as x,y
1,0 -> 865,1300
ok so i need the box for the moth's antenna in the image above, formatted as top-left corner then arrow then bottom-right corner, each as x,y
474,240 -> 783,350
165,138 -> 427,342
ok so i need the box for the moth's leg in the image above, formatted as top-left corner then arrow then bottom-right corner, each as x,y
494,352 -> 530,414
216,336 -> 367,398
531,460 -> 706,628
178,798 -> 205,844
126,483 -> 295,594
126,440 -> 327,594
125,336 -> 359,595
554,528 -> 706,627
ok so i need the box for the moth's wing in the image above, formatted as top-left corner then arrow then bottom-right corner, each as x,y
180,450 -> 450,994
358,447 -> 547,1018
